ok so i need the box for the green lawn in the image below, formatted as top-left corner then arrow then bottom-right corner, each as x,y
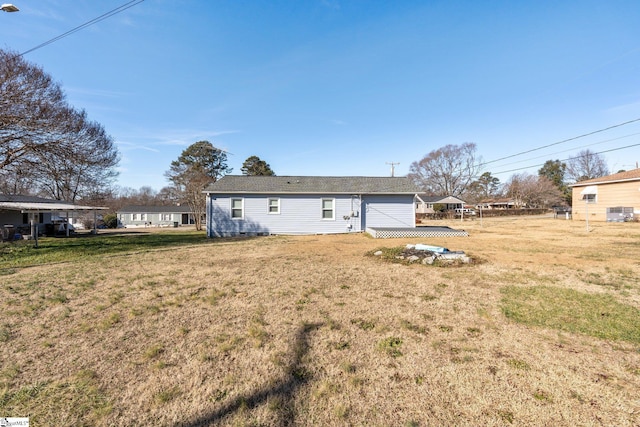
0,231 -> 213,269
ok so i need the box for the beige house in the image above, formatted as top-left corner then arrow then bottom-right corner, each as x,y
570,169 -> 640,222
415,195 -> 465,213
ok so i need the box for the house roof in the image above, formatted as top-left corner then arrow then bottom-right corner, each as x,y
118,205 -> 193,213
570,168 -> 640,187
479,198 -> 516,204
0,194 -> 107,212
203,176 -> 422,195
416,194 -> 465,204
0,194 -> 62,203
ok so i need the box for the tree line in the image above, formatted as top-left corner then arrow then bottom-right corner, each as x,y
408,142 -> 611,209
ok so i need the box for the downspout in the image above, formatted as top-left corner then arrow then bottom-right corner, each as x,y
205,192 -> 212,237
414,194 -> 424,224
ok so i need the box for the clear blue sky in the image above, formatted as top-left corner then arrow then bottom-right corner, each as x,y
2,0 -> 640,191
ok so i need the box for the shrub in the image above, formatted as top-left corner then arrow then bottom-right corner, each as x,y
103,213 -> 119,228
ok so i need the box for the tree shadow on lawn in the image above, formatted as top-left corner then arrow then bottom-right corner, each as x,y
179,322 -> 322,427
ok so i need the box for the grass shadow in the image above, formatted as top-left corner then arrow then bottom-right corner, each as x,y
179,322 -> 322,427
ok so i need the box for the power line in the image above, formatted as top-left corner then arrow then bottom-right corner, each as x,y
487,131 -> 640,169
480,117 -> 640,167
491,142 -> 640,176
20,0 -> 145,56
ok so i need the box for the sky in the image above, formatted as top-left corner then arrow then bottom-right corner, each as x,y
2,0 -> 640,191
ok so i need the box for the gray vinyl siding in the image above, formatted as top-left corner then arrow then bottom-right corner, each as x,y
207,194 -> 414,236
362,195 -> 416,228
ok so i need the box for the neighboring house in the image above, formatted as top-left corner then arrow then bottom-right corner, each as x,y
415,195 -> 465,213
203,175 -> 422,237
570,169 -> 640,222
0,194 -> 106,238
118,205 -> 198,228
476,198 -> 520,210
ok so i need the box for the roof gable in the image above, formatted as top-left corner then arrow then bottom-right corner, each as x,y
417,194 -> 465,204
204,176 -> 422,194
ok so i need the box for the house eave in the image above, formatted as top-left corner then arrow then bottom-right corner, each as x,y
0,202 -> 108,212
203,190 -> 418,196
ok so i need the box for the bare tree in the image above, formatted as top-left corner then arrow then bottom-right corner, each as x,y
566,150 -> 609,183
34,110 -> 119,201
157,186 -> 182,205
503,172 -> 563,208
1,48 -> 119,200
408,143 -> 481,196
1,49 -> 70,172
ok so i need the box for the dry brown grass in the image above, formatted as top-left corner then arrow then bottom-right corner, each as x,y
1,216 -> 639,426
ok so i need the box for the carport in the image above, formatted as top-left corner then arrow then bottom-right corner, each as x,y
0,196 -> 108,244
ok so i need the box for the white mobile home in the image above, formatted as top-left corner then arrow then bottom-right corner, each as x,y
118,205 -> 198,228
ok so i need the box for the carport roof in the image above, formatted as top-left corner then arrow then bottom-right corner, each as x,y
0,195 -> 107,212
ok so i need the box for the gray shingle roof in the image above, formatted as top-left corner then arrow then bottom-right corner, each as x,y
118,205 -> 193,213
0,194 -> 61,203
203,176 -> 422,194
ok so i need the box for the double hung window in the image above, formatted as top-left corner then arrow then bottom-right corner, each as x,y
231,198 -> 244,219
268,198 -> 280,214
321,198 -> 335,220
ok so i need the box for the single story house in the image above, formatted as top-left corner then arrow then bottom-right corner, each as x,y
415,195 -> 465,213
117,205 -> 198,228
0,194 -> 106,238
570,168 -> 640,222
203,175 -> 422,237
476,198 -> 520,209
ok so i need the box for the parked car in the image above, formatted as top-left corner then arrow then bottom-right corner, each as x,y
455,208 -> 476,215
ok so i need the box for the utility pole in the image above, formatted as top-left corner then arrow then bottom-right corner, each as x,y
386,162 -> 400,177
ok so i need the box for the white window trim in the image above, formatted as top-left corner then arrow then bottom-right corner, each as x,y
161,213 -> 171,221
583,194 -> 597,204
268,198 -> 280,214
321,198 -> 335,220
231,198 -> 244,219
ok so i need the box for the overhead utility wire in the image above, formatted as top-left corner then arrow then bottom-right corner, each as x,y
20,0 -> 145,56
480,117 -> 640,167
491,142 -> 640,176
488,132 -> 640,169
